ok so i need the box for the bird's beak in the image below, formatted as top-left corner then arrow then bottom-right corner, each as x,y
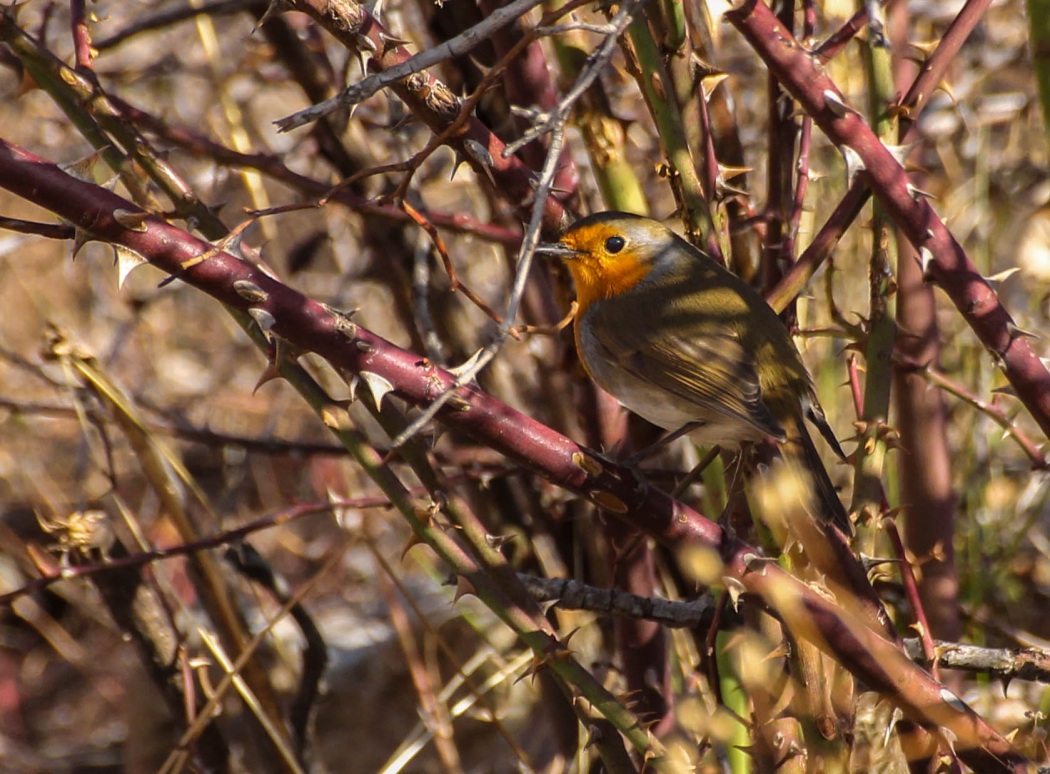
534,242 -> 581,260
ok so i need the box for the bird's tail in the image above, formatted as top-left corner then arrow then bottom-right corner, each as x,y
784,414 -> 852,534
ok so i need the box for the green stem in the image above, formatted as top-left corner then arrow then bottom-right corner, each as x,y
625,11 -> 710,244
546,17 -> 648,213
850,2 -> 898,548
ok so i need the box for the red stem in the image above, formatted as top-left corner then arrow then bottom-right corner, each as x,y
70,0 -> 94,72
883,518 -> 939,679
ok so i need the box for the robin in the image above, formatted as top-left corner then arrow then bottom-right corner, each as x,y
537,211 -> 851,533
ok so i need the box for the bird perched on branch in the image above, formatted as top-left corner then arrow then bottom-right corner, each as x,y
537,211 -> 851,533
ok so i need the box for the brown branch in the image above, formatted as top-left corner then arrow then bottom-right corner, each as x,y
524,573 -> 1050,683
883,517 -> 939,679
103,94 -> 522,245
813,9 -> 867,63
897,359 -> 1049,470
476,0 -> 578,199
889,0 -> 961,649
283,0 -> 571,235
69,0 -> 94,72
0,216 -> 74,238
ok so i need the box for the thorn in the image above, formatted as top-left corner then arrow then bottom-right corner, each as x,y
823,89 -> 858,118
905,183 -> 935,201
1007,320 -> 1040,340
356,32 -> 378,54
359,370 -> 395,411
884,143 -> 915,164
453,575 -> 477,602
254,360 -> 282,393
717,163 -> 752,181
716,178 -> 750,198
216,230 -> 245,260
462,139 -> 494,169
400,532 -> 425,561
1000,675 -> 1013,697
936,77 -> 956,104
112,208 -> 150,232
114,244 -> 147,288
918,246 -> 935,282
886,102 -> 911,121
59,149 -> 107,182
909,39 -> 938,56
467,53 -> 494,77
460,139 -> 496,185
449,150 -> 469,181
742,552 -> 775,572
940,727 -> 958,755
839,145 -> 866,186
72,228 -> 94,259
447,349 -> 484,380
986,267 -> 1021,285
233,279 -> 269,304
883,706 -> 903,747
722,576 -> 747,611
700,71 -> 730,100
248,307 -> 276,332
484,532 -> 516,550
378,31 -> 411,55
762,641 -> 791,662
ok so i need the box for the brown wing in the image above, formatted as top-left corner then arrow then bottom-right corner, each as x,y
587,303 -> 786,441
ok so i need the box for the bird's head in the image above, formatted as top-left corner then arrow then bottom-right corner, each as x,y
536,212 -> 680,311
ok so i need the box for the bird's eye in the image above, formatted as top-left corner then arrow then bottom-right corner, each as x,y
604,235 -> 626,254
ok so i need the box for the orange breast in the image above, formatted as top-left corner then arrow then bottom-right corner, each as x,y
561,226 -> 653,314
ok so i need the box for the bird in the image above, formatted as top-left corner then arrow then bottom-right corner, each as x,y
536,211 -> 851,533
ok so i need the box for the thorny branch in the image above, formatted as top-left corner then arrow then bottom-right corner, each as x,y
0,140 -> 1030,770
276,0 -> 549,130
729,0 -> 1050,441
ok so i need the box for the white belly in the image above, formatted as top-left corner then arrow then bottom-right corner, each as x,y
576,319 -> 762,447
